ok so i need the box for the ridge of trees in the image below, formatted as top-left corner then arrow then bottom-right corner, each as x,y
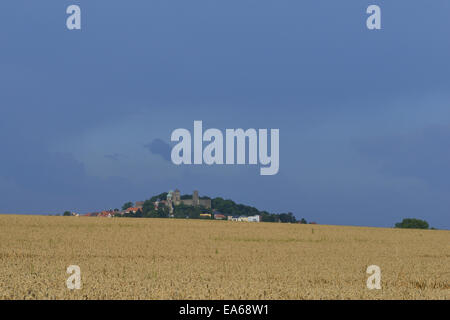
121,194 -> 299,223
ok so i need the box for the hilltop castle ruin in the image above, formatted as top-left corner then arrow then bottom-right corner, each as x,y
167,189 -> 211,209
134,190 -> 212,216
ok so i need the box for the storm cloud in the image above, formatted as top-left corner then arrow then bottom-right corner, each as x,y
355,125 -> 450,190
145,139 -> 172,162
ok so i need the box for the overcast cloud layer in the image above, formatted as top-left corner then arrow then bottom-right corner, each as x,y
0,1 -> 449,228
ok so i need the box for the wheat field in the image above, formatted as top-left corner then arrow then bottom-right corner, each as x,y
0,214 -> 448,299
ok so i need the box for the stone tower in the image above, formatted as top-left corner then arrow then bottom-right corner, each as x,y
174,189 -> 181,205
193,190 -> 199,206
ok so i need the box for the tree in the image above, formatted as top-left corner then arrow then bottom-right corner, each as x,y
150,193 -> 168,202
300,218 -> 307,224
170,203 -> 207,219
395,218 -> 429,229
135,209 -> 143,218
157,207 -> 170,218
143,209 -> 159,218
122,202 -> 133,210
63,211 -> 71,216
142,200 -> 155,216
278,212 -> 297,223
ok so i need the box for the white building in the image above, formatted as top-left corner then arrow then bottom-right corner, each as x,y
247,215 -> 261,222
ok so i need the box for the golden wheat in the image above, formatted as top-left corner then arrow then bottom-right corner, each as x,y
0,215 -> 448,299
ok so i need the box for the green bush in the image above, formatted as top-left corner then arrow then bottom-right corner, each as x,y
395,218 -> 429,229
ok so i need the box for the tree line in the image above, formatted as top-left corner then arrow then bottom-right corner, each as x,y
118,194 -> 300,223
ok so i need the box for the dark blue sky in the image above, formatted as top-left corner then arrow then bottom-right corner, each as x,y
1,1 -> 449,228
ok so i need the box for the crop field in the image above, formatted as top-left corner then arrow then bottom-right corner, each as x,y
0,214 -> 448,300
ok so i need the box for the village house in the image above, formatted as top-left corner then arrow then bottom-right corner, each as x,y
214,213 -> 226,220
124,207 -> 141,214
